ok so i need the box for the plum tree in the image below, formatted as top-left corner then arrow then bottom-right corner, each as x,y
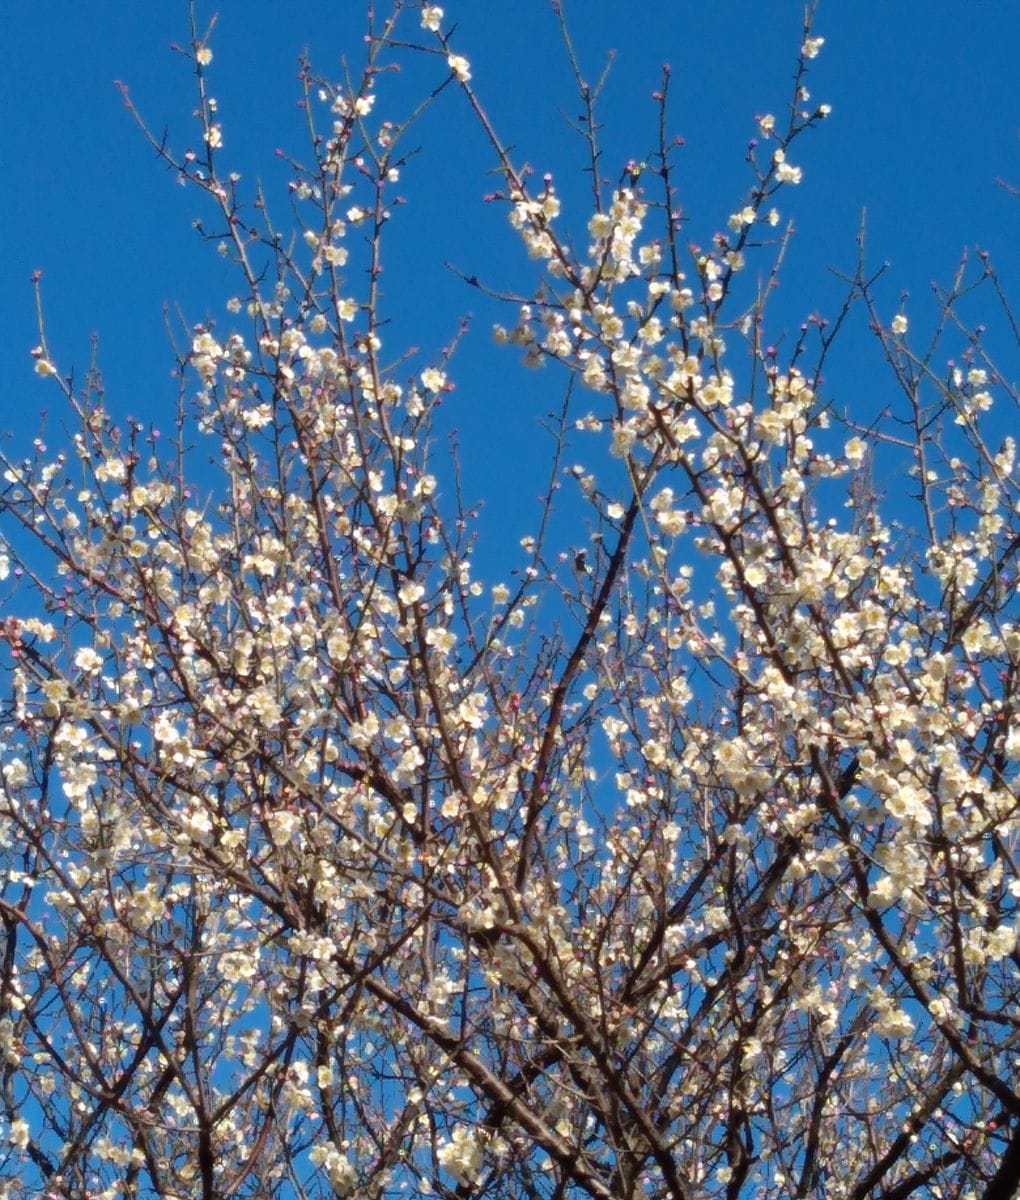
1,4 -> 1018,1198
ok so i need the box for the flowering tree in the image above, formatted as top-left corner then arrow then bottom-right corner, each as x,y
1,4 -> 1018,1198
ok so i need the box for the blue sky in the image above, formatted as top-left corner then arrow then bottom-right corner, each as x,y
2,1 -> 1017,574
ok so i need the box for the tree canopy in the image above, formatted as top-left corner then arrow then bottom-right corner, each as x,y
1,4 -> 1018,1199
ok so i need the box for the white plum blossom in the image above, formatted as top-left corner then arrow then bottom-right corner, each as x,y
421,5 -> 443,31
437,1126 -> 484,1184
447,53 -> 471,82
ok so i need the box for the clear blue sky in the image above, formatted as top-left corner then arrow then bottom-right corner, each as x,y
2,1 -> 1017,573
